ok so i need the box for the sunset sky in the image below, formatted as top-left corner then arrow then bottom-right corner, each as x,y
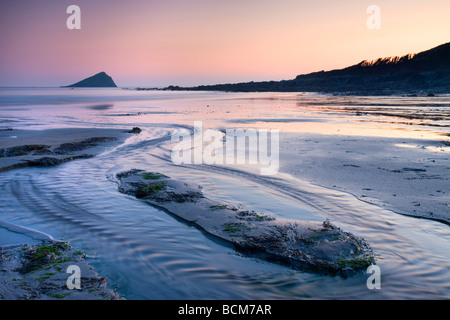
0,0 -> 449,87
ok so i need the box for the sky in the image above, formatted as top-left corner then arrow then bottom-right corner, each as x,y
0,0 -> 449,87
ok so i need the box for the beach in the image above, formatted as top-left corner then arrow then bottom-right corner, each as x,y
1,88 -> 449,299
2,0 -> 450,303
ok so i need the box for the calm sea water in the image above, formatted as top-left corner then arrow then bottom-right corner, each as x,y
0,87 -> 449,299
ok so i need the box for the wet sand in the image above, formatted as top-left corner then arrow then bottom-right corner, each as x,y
279,132 -> 450,224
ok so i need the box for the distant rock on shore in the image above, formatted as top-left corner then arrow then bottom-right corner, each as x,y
64,72 -> 117,88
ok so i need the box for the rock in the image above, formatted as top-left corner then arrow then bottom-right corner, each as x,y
116,170 -> 375,276
0,241 -> 123,300
25,155 -> 94,167
0,137 -> 117,159
127,127 -> 142,134
53,137 -> 117,155
0,145 -> 50,158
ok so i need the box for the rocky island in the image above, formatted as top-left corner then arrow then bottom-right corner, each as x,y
63,72 -> 117,88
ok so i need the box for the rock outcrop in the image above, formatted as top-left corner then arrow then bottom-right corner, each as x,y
116,169 -> 375,276
0,241 -> 122,300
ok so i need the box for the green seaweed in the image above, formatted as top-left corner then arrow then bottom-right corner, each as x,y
136,183 -> 167,198
142,172 -> 169,180
209,204 -> 227,211
236,210 -> 274,222
58,242 -> 71,250
18,242 -> 76,274
335,257 -> 375,270
73,250 -> 85,257
223,223 -> 252,234
35,275 -> 52,282
20,245 -> 62,273
52,257 -> 71,264
47,292 -> 71,299
33,245 -> 61,259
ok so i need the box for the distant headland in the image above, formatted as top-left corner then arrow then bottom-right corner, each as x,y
63,72 -> 117,88
162,42 -> 450,95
